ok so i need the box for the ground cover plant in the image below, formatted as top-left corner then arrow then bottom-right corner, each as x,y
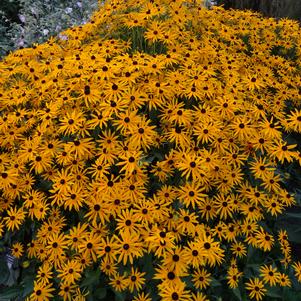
0,0 -> 301,300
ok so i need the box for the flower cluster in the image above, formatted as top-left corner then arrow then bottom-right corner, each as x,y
0,0 -> 301,300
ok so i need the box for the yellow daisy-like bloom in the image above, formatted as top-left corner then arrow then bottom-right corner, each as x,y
259,265 -> 281,286
127,267 -> 146,293
29,281 -> 55,301
109,273 -> 129,292
245,278 -> 267,301
11,242 -> 24,258
230,242 -> 247,258
158,281 -> 191,301
278,273 -> 291,287
4,206 -> 26,231
226,267 -> 243,289
174,151 -> 206,180
254,227 -> 274,252
177,181 -> 207,209
191,292 -> 210,301
0,169 -> 18,190
286,109 -> 301,132
58,259 -> 83,285
192,268 -> 211,290
36,262 -> 53,286
115,232 -> 144,265
293,261 -> 301,282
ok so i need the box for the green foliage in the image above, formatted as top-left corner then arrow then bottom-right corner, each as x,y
0,0 -> 98,57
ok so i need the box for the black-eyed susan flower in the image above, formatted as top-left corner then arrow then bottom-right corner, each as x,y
254,227 -> 274,252
177,181 -> 207,209
259,265 -> 281,286
4,206 -> 26,231
77,232 -> 101,263
127,267 -> 146,293
191,292 -> 209,301
230,242 -> 247,258
175,151 -> 206,180
115,232 -> 144,265
0,169 -> 18,190
133,292 -> 152,301
109,273 -> 129,292
30,281 -> 55,301
245,278 -> 267,301
293,261 -> 301,282
286,109 -> 301,133
57,259 -> 83,285
158,280 -> 191,301
192,268 -> 211,290
226,266 -> 243,289
36,262 -> 53,286
11,242 -> 24,258
278,273 -> 291,287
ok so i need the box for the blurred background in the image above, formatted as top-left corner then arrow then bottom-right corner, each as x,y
215,0 -> 301,20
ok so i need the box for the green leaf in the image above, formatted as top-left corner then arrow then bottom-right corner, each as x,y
283,288 -> 301,301
266,287 -> 282,299
0,286 -> 21,300
232,287 -> 242,301
21,274 -> 35,297
283,212 -> 301,219
0,257 -> 10,285
94,287 -> 107,300
114,291 -> 126,301
80,268 -> 101,288
211,278 -> 222,287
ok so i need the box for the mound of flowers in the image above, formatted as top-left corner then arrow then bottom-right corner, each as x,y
0,0 -> 301,300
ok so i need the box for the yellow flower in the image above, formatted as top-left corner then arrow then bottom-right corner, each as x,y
128,117 -> 158,150
259,265 -> 281,286
133,292 -> 152,301
4,206 -> 26,231
58,260 -> 83,285
162,247 -> 188,274
174,151 -> 206,180
191,292 -> 209,301
226,267 -> 243,289
286,109 -> 301,132
245,278 -> 267,301
36,262 -> 53,286
273,136 -> 298,160
278,273 -> 291,287
115,232 -> 144,265
293,261 -> 301,282
11,242 -> 24,258
127,267 -> 146,293
0,169 -> 18,190
78,232 -> 101,263
230,242 -> 247,258
144,20 -> 165,43
158,280 -> 191,301
116,150 -> 144,176
254,227 -> 274,252
59,110 -> 86,136
29,281 -> 55,301
243,73 -> 266,90
192,268 -> 211,289
177,181 -> 207,209
109,273 -> 129,292
213,194 -> 234,220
